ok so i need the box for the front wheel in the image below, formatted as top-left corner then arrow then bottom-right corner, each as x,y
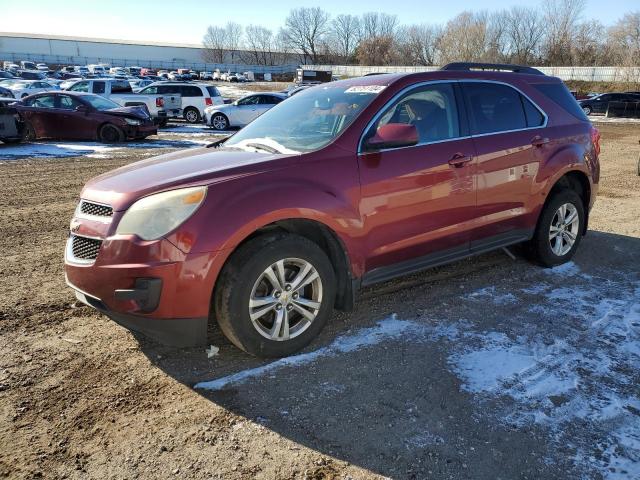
98,124 -> 124,143
582,105 -> 592,116
214,234 -> 336,357
526,189 -> 585,267
210,113 -> 229,131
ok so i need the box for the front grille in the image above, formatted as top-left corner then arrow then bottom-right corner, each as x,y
79,201 -> 113,218
71,235 -> 102,261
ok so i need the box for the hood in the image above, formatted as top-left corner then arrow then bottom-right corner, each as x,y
82,146 -> 298,211
103,105 -> 150,119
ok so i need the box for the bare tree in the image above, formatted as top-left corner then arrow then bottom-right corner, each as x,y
542,0 -> 586,65
438,11 -> 489,63
361,12 -> 398,39
504,6 -> 544,64
202,26 -> 226,63
331,14 -> 361,62
282,7 -> 331,63
572,20 -> 605,65
608,11 -> 640,67
244,25 -> 275,65
356,35 -> 397,65
225,22 -> 243,63
397,24 -> 440,65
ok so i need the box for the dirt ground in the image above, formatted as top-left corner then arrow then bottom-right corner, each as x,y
0,122 -> 639,480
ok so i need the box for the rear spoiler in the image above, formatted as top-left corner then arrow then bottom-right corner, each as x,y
441,62 -> 545,76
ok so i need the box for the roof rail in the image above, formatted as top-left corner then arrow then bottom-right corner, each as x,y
441,62 -> 545,76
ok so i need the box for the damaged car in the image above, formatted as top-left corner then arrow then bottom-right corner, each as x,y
16,91 -> 157,142
0,97 -> 24,144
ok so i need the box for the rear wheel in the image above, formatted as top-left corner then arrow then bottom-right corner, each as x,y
582,105 -> 592,116
526,189 -> 585,267
98,124 -> 124,143
183,107 -> 201,123
215,234 -> 336,358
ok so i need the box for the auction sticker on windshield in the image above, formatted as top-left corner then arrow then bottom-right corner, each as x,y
345,85 -> 386,94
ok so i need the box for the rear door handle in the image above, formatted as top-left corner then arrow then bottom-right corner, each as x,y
448,152 -> 473,168
531,135 -> 550,147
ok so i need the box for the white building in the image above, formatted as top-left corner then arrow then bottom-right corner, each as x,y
0,32 -> 296,73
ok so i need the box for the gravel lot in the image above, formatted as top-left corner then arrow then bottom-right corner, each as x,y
0,122 -> 638,479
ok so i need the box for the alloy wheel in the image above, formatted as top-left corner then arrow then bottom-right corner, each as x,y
212,115 -> 227,130
248,258 -> 323,341
549,203 -> 580,256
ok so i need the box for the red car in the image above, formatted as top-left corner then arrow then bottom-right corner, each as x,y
65,63 -> 600,357
16,91 -> 157,142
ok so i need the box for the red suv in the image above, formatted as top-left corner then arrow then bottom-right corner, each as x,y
65,63 -> 600,357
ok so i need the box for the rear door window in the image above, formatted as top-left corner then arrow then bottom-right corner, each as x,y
93,81 -> 106,94
58,95 -> 81,110
111,81 -> 132,93
462,82 -> 528,135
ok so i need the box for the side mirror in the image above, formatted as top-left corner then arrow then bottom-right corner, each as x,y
365,123 -> 419,151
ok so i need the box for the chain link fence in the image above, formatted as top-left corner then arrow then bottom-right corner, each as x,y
305,64 -> 640,83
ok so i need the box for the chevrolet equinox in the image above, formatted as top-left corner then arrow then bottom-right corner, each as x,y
65,63 -> 601,357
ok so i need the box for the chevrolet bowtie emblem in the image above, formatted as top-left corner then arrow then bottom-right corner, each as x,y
70,220 -> 81,233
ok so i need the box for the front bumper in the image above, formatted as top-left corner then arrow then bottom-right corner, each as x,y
64,233 -> 224,347
124,123 -> 157,139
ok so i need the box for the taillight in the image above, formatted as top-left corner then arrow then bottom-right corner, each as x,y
205,97 -> 213,106
156,97 -> 164,108
591,126 -> 601,155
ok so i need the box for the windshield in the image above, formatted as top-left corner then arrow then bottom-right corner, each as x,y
224,83 -> 384,153
83,95 -> 120,111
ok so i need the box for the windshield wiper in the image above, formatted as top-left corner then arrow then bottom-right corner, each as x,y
246,142 -> 280,154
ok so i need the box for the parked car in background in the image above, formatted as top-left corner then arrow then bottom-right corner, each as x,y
578,92 -> 640,115
0,97 -> 24,144
19,70 -> 48,80
204,92 -> 286,130
0,86 -> 13,98
200,71 -> 213,80
64,64 -> 600,356
36,63 -> 49,71
74,66 -> 90,76
4,63 -> 20,74
139,82 -> 223,123
0,70 -> 17,80
129,79 -> 154,92
110,67 -> 128,76
16,91 -> 157,142
5,80 -> 57,99
65,78 -> 181,126
20,61 -> 37,71
127,66 -> 142,76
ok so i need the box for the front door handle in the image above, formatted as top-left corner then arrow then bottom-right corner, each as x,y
531,135 -> 550,147
448,152 -> 472,168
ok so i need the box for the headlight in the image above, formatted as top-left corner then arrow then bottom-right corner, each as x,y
124,117 -> 142,126
115,186 -> 207,240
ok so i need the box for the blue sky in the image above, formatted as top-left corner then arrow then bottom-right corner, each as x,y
0,0 -> 636,44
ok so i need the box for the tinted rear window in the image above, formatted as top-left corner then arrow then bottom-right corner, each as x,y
462,82 -> 527,135
533,83 -> 588,121
111,80 -> 132,93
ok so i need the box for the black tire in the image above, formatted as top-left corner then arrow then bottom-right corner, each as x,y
98,124 -> 124,143
210,113 -> 229,131
582,105 -> 592,116
214,234 -> 336,358
183,107 -> 201,124
23,121 -> 36,141
526,189 -> 585,267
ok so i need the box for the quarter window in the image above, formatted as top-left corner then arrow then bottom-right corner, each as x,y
367,82 -> 460,145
